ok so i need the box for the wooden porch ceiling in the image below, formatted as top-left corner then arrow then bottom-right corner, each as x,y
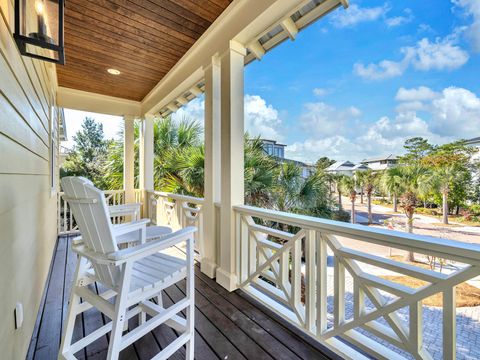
56,0 -> 233,102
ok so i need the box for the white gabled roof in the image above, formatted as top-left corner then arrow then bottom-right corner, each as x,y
326,160 -> 355,171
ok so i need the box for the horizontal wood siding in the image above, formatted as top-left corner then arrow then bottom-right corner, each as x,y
0,0 -> 59,359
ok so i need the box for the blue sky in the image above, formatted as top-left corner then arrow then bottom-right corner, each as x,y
64,0 -> 480,163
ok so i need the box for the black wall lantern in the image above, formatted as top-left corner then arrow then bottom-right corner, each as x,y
14,0 -> 65,64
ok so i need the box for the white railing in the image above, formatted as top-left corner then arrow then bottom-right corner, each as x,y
234,204 -> 480,360
134,189 -> 143,204
57,190 -> 126,234
146,191 -> 204,256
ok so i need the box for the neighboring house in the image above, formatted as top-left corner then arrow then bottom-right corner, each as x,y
353,163 -> 369,172
361,154 -> 399,171
260,139 -> 314,178
467,137 -> 480,162
261,139 -> 286,158
326,160 -> 356,177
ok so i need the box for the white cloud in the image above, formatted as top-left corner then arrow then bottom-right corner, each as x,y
244,94 -> 284,140
170,87 -> 480,164
418,23 -> 434,33
386,8 -> 414,27
171,94 -> 285,141
298,102 -> 361,137
354,34 -> 469,80
313,88 -> 329,97
330,4 -> 387,28
395,86 -> 439,102
453,0 -> 480,52
171,97 -> 205,123
354,59 -> 407,80
286,86 -> 480,163
430,87 -> 480,137
405,37 -> 469,71
395,101 -> 428,113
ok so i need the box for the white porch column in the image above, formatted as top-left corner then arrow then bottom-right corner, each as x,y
123,115 -> 135,203
139,114 -> 154,216
217,41 -> 246,291
202,56 -> 221,278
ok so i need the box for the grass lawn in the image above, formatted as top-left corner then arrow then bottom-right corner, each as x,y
383,256 -> 480,307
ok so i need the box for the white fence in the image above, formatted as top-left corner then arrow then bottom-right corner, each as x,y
234,204 -> 480,360
146,191 -> 204,256
57,190 -> 126,234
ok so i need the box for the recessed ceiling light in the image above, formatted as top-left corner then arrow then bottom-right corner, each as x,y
107,68 -> 121,75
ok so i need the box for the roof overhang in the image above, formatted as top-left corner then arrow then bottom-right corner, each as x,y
57,0 -> 348,117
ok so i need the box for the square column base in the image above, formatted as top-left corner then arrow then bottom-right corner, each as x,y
216,268 -> 238,292
200,258 -> 217,279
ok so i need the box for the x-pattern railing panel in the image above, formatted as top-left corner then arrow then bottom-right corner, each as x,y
234,205 -> 480,360
146,191 -> 204,257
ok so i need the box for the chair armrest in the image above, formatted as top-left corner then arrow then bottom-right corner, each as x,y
107,227 -> 197,263
109,203 -> 141,215
72,244 -> 117,265
113,219 -> 150,235
113,218 -> 150,244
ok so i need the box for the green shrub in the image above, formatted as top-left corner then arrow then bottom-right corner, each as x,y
468,204 -> 480,216
331,210 -> 351,222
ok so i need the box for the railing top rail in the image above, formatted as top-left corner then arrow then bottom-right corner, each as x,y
234,204 -> 480,263
59,189 -> 125,195
149,191 -> 205,205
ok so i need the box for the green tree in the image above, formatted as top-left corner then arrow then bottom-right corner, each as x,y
430,166 -> 466,224
358,169 -> 378,224
339,176 -> 357,224
316,156 -> 335,170
332,174 -> 345,211
61,117 -> 110,188
244,137 -> 277,207
399,137 -> 434,165
397,165 -> 432,261
380,167 -> 403,212
355,171 -> 366,204
421,141 -> 476,223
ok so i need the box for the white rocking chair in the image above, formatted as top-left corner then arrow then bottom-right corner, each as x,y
59,177 -> 196,360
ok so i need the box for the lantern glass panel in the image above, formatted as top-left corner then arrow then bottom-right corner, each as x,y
15,0 -> 64,63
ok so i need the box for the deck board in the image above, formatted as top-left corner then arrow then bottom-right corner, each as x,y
28,236 -> 337,360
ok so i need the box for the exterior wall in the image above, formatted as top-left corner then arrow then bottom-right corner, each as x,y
0,1 -> 59,359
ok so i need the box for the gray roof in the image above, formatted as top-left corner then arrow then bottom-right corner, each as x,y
353,164 -> 369,170
466,137 -> 480,145
361,154 -> 399,163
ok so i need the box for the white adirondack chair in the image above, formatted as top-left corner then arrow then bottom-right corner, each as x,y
59,177 -> 196,360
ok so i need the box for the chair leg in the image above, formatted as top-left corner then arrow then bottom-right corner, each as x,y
107,263 -> 132,360
58,292 -> 80,358
186,236 -> 195,360
59,255 -> 87,359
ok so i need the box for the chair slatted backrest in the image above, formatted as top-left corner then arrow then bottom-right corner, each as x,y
61,177 -> 120,288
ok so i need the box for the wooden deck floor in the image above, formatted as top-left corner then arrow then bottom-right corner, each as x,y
27,236 -> 338,360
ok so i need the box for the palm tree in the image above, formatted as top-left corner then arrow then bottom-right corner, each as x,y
332,174 -> 345,211
340,176 -> 357,224
397,165 -> 432,261
355,171 -> 366,204
431,165 -> 464,224
381,167 -> 402,213
361,170 -> 378,224
244,137 -> 278,207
